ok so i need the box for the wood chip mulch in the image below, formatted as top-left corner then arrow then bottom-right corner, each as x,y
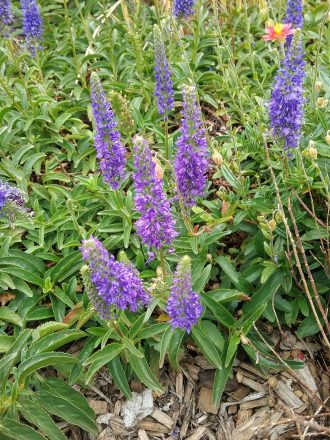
62,331 -> 330,440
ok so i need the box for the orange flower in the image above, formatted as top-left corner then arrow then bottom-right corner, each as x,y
263,23 -> 295,43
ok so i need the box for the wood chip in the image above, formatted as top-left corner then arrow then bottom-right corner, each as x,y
236,408 -> 253,426
151,408 -> 174,430
176,372 -> 184,402
186,426 -> 207,440
88,399 -> 108,415
138,429 -> 150,440
138,420 -> 169,434
198,387 -> 219,415
195,356 -> 215,370
231,408 -> 283,440
268,377 -> 304,409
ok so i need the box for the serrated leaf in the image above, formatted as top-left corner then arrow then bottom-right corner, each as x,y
17,352 -> 78,384
130,351 -> 163,393
108,356 -> 132,400
0,306 -> 23,327
159,324 -> 173,368
0,420 -> 45,440
19,400 -> 67,440
192,326 -> 222,370
34,378 -> 97,435
201,293 -> 235,328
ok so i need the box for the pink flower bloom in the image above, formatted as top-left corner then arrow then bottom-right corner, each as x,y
263,23 -> 295,43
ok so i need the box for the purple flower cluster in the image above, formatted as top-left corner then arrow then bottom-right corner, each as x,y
20,0 -> 43,55
173,0 -> 195,18
153,25 -> 174,118
174,85 -> 209,209
284,0 -> 303,29
133,135 -> 177,253
269,30 -> 305,152
0,0 -> 12,34
166,256 -> 203,332
81,237 -> 150,315
0,180 -> 31,221
90,73 -> 126,190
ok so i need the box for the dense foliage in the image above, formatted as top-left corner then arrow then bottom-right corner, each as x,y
0,0 -> 329,437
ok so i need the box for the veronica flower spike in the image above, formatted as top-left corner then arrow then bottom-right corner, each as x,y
153,25 -> 174,119
173,0 -> 195,18
174,85 -> 209,210
166,255 -> 203,332
0,0 -> 12,35
81,237 -> 150,318
269,30 -> 305,152
284,0 -> 303,46
133,135 -> 177,255
20,0 -> 43,55
90,73 -> 126,190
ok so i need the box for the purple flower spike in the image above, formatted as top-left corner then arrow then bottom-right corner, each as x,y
90,73 -> 126,190
153,25 -> 174,118
269,30 -> 305,152
133,135 -> 177,252
81,237 -> 150,316
166,255 -> 203,332
285,0 -> 303,29
0,0 -> 12,34
20,0 -> 43,55
174,85 -> 209,209
173,0 -> 195,18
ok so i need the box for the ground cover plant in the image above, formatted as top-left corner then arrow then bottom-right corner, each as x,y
0,0 -> 329,438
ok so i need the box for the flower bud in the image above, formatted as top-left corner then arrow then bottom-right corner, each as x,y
268,219 -> 277,231
316,97 -> 329,108
326,131 -> 330,145
206,253 -> 212,262
303,145 -> 318,160
152,157 -> 164,180
212,151 -> 223,166
315,80 -> 323,92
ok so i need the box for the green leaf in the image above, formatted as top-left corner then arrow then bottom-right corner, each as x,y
243,271 -> 283,315
201,293 -> 235,328
168,328 -> 185,371
20,400 -> 67,440
192,264 -> 212,293
221,164 -> 240,190
47,251 -> 82,283
224,334 -> 240,368
122,337 -> 144,358
108,356 -> 132,400
137,323 -> 169,341
192,325 -> 222,369
84,342 -> 124,366
28,329 -> 86,356
17,352 -> 78,385
0,306 -> 23,327
159,325 -> 173,368
0,420 -> 45,440
34,378 -> 97,435
216,256 -> 241,287
212,356 -> 235,405
130,351 -> 163,393
0,335 -> 14,353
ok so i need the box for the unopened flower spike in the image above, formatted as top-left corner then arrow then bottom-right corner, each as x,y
166,255 -> 203,332
20,0 -> 43,55
174,85 -> 209,210
153,25 -> 174,119
90,73 -> 126,190
173,0 -> 195,18
108,90 -> 135,136
81,237 -> 150,316
133,135 -> 177,254
269,29 -> 305,152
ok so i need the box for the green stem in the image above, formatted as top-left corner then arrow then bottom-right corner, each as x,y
159,249 -> 166,281
164,117 -> 169,162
